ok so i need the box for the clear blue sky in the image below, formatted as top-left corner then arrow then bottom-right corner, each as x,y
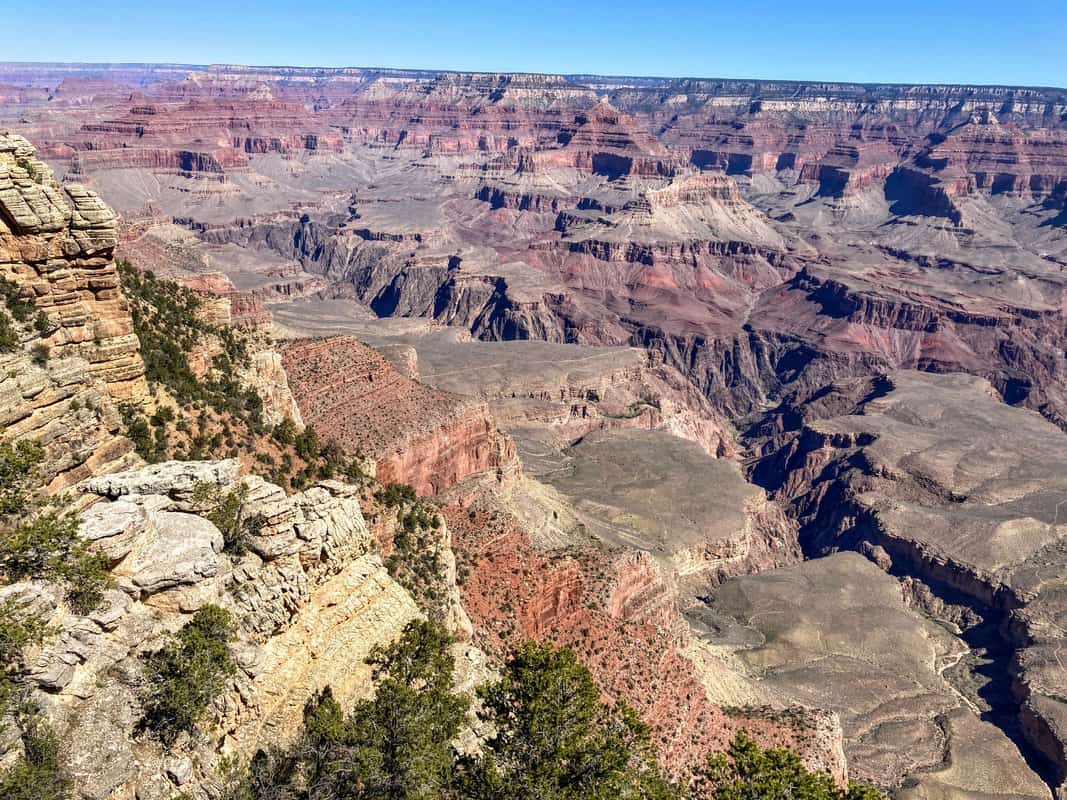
4,0 -> 1066,88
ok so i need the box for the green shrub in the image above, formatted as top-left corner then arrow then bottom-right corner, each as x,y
0,704 -> 73,800
466,642 -> 679,800
0,600 -> 50,718
1,510 -> 112,614
0,278 -> 36,324
306,619 -> 468,800
0,309 -> 19,352
119,404 -> 168,463
271,417 -> 298,445
140,604 -> 237,745
0,439 -> 45,516
0,439 -> 111,614
192,481 -> 264,556
376,482 -> 418,508
700,732 -> 885,800
29,344 -> 49,366
0,436 -> 113,729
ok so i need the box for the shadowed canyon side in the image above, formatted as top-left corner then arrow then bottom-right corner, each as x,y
747,372 -> 1067,793
0,61 -> 1065,799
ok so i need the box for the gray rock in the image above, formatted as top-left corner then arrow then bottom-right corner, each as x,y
165,756 -> 193,786
84,459 -> 239,501
78,500 -> 148,563
115,511 -> 223,597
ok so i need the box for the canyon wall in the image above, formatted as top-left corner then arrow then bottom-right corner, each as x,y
280,336 -> 517,496
750,371 -> 1067,795
9,460 -> 422,800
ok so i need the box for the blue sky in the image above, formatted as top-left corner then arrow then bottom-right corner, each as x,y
3,0 -> 1066,87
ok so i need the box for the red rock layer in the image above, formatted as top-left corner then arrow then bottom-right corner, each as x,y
280,336 -> 517,495
445,503 -> 846,784
176,271 -> 272,330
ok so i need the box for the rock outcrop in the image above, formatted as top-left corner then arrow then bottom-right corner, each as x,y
280,336 -> 517,496
0,134 -> 148,490
0,133 -> 148,402
9,460 -> 422,800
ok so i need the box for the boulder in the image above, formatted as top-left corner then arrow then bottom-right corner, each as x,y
84,459 -> 239,501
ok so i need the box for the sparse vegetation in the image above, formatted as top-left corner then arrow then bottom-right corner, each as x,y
0,440 -> 111,616
699,732 -> 885,800
0,277 -> 42,355
465,641 -> 678,800
376,482 -> 418,508
0,278 -> 38,325
192,480 -> 265,556
0,309 -> 18,352
379,490 -> 449,618
0,703 -> 73,800
117,262 -> 367,489
0,436 -> 111,756
29,343 -> 49,366
139,604 -> 237,746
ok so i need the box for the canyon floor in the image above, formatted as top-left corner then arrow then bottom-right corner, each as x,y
1,64 -> 1066,797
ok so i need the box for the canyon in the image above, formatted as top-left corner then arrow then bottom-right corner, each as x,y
0,62 -> 1065,798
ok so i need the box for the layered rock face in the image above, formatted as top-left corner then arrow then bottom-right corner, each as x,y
11,460 -> 421,800
350,333 -> 739,459
751,371 -> 1067,796
7,66 -> 1065,425
0,133 -> 148,489
4,65 -> 1067,796
280,336 -> 517,495
176,272 -> 273,331
0,133 -> 147,401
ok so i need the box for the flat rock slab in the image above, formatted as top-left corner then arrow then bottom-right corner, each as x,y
536,427 -> 754,555
698,553 -> 1048,795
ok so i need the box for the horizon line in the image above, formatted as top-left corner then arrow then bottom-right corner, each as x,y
1,60 -> 1065,94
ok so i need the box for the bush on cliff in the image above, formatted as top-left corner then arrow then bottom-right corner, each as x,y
0,703 -> 73,800
140,604 -> 237,746
221,619 -> 469,800
192,480 -> 265,556
375,482 -> 417,508
0,277 -> 38,325
462,642 -> 679,800
0,309 -> 18,352
385,503 -> 449,620
0,439 -> 111,614
0,600 -> 49,721
307,618 -> 469,800
699,732 -> 885,800
0,277 -> 40,353
0,436 -> 113,796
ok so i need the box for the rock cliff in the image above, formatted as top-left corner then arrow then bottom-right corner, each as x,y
8,460 -> 423,800
0,133 -> 148,490
280,336 -> 517,496
751,371 -> 1067,796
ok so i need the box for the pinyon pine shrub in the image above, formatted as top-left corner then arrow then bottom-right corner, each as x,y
140,605 -> 237,745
